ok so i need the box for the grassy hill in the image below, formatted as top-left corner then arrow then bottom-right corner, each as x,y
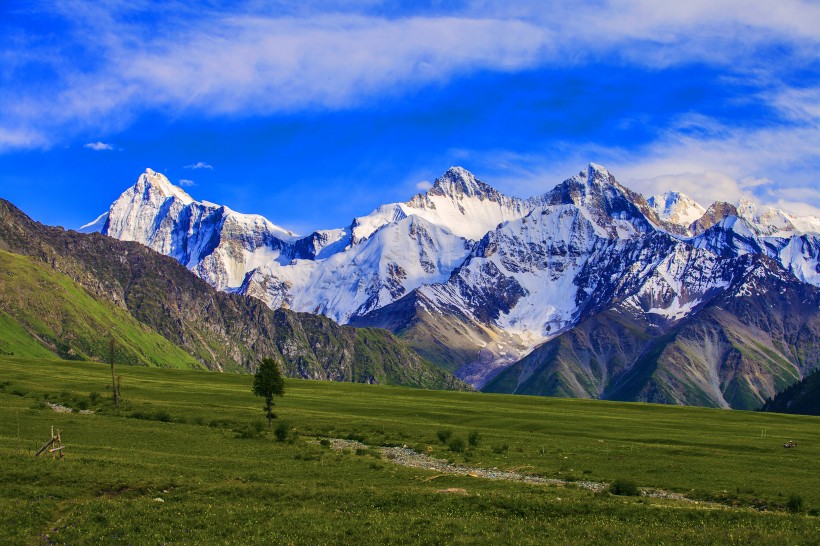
0,249 -> 204,368
1,355 -> 818,544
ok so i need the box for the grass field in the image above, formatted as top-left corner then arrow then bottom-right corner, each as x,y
1,355 -> 818,544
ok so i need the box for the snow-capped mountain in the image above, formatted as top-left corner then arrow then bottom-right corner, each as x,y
351,166 -> 532,243
647,191 -> 706,229
85,164 -> 820,408
737,197 -> 820,236
82,169 -> 298,290
242,215 -> 472,323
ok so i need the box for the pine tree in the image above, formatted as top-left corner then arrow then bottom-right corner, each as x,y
253,358 -> 285,426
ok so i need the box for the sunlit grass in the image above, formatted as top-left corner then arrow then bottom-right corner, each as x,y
1,355 -> 818,544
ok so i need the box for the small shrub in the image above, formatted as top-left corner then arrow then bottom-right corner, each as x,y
154,410 -> 172,423
75,399 -> 89,411
787,494 -> 805,513
346,432 -> 367,443
448,437 -> 466,453
235,427 -> 260,440
468,431 -> 480,447
369,462 -> 383,470
319,439 -> 331,448
274,422 -> 291,442
608,479 -> 640,496
355,448 -> 369,456
437,429 -> 453,444
492,443 -> 509,454
89,391 -> 100,404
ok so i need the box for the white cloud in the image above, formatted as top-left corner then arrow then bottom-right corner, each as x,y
4,1 -> 818,150
83,141 -> 114,151
184,162 -> 213,170
179,179 -> 196,187
415,180 -> 433,191
456,83 -> 820,217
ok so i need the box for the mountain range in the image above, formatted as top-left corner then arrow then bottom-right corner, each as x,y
0,198 -> 466,390
53,163 -> 820,408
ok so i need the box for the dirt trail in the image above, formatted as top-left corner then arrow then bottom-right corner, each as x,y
327,438 -> 692,503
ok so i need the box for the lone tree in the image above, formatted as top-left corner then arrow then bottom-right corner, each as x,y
253,358 -> 285,427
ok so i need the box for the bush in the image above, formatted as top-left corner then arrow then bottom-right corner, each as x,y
274,422 -> 291,442
448,437 -> 466,453
468,431 -> 480,447
319,439 -> 331,448
607,479 -> 640,496
89,391 -> 100,404
787,494 -> 805,513
492,443 -> 509,454
437,429 -> 453,444
154,410 -> 172,423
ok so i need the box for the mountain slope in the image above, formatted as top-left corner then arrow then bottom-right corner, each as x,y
0,198 -> 467,389
761,368 -> 820,416
484,255 -> 819,409
0,249 -> 203,368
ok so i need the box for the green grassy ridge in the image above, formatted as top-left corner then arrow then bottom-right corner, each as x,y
0,249 -> 203,369
1,355 -> 818,543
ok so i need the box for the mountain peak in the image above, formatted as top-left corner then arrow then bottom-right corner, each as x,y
137,168 -> 195,205
647,190 -> 706,227
429,167 -> 498,200
587,162 -> 611,177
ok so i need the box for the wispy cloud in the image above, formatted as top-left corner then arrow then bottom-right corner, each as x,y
178,179 -> 196,187
3,1 -> 818,151
184,162 -> 213,170
83,141 -> 114,151
415,180 -> 432,191
455,82 -> 820,217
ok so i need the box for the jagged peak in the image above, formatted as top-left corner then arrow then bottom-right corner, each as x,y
136,168 -> 195,205
587,162 -> 611,178
688,201 -> 740,235
546,163 -> 625,204
428,166 -> 499,200
647,190 -> 706,227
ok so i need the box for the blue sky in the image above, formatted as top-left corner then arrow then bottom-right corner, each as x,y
2,0 -> 819,234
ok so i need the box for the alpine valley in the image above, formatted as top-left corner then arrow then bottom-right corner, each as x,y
68,163 -> 819,410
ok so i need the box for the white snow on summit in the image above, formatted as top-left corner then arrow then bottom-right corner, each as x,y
647,191 -> 706,227
352,167 -> 530,243
737,197 -> 820,236
94,168 -> 299,289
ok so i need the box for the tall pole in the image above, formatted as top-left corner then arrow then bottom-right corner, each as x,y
109,337 -> 118,409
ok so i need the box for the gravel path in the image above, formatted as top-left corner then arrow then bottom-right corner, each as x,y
326,438 -> 692,502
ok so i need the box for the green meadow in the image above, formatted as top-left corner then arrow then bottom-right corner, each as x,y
1,355 -> 817,544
